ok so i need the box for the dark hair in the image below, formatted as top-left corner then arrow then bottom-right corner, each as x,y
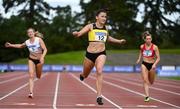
95,9 -> 108,16
142,31 -> 151,39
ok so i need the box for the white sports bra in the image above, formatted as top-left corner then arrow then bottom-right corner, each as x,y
25,37 -> 42,54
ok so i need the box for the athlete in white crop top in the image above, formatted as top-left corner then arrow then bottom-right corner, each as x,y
5,28 -> 47,98
25,37 -> 43,59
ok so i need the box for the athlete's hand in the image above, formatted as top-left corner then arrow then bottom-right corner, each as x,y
120,39 -> 126,44
72,31 -> 80,37
40,57 -> 44,64
151,64 -> 156,70
5,42 -> 11,48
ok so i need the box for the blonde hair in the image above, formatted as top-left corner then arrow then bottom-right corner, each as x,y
27,28 -> 44,38
35,31 -> 44,39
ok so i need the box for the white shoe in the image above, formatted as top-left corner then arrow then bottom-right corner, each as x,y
144,96 -> 150,102
28,93 -> 33,98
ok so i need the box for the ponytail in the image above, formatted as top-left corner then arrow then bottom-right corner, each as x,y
35,31 -> 44,39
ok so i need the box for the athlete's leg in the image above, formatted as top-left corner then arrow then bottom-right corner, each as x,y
81,57 -> 94,79
94,55 -> 106,105
28,60 -> 35,97
36,63 -> 43,79
141,64 -> 150,97
149,69 -> 156,85
95,55 -> 106,97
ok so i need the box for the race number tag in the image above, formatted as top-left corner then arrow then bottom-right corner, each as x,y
143,50 -> 152,57
94,32 -> 107,42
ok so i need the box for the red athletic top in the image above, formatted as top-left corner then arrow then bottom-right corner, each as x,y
141,43 -> 155,58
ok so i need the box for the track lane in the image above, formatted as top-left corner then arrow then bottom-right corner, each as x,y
57,73 -> 119,108
100,73 -> 180,108
0,72 -> 26,82
72,73 -> 180,108
0,72 -> 180,109
0,73 -> 29,98
109,73 -> 180,92
0,73 -> 56,108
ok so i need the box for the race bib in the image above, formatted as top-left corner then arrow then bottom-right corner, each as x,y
94,32 -> 107,42
28,45 -> 39,52
143,50 -> 152,57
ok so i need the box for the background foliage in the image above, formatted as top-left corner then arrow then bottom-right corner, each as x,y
0,0 -> 179,62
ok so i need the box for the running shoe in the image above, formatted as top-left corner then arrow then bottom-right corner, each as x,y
28,93 -> 33,98
80,74 -> 84,81
96,97 -> 104,105
144,96 -> 150,102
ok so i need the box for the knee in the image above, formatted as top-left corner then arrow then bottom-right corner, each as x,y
96,67 -> 103,73
29,73 -> 34,79
143,78 -> 149,84
96,71 -> 103,76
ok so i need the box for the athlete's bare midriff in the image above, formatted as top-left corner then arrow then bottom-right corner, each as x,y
29,53 -> 42,60
87,42 -> 105,53
143,57 -> 155,63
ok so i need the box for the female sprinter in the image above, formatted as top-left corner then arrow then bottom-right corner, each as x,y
136,31 -> 160,102
72,9 -> 126,105
5,28 -> 47,98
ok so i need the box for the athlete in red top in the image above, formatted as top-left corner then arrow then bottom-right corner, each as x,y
136,31 -> 160,102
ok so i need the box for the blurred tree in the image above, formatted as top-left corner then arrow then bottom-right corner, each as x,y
133,0 -> 180,46
44,6 -> 86,53
0,16 -> 27,62
2,0 -> 53,26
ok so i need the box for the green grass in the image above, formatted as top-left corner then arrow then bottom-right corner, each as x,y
160,76 -> 180,80
12,49 -> 180,64
12,51 -> 85,64
160,49 -> 180,54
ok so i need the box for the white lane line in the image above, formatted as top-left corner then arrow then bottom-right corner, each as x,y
0,73 -> 48,101
0,73 -> 24,79
70,73 -> 122,109
155,82 -> 180,89
53,73 -> 60,109
105,76 -> 180,96
89,76 -> 180,109
0,83 -> 29,101
0,75 -> 28,84
111,75 -> 180,89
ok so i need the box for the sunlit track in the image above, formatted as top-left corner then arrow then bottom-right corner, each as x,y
103,75 -> 180,96
89,75 -> 180,109
0,73 -> 48,101
0,74 -> 28,84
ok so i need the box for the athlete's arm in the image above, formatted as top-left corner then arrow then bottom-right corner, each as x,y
5,42 -> 26,48
107,36 -> 126,44
72,24 -> 91,37
136,45 -> 143,64
152,45 -> 160,69
39,38 -> 47,64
